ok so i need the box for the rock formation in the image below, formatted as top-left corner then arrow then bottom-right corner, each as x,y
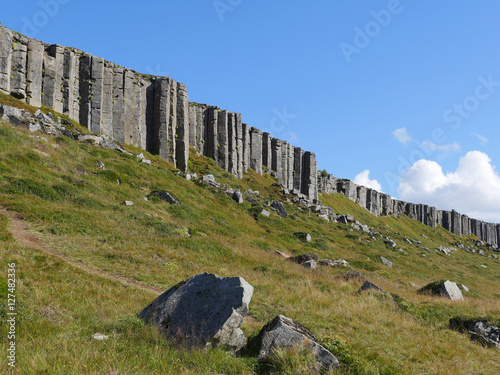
139,272 -> 253,352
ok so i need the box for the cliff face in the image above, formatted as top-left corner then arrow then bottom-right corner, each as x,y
1,25 -> 498,247
318,174 -> 500,248
0,26 -> 319,200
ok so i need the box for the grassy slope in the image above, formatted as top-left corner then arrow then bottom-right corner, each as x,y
0,97 -> 499,374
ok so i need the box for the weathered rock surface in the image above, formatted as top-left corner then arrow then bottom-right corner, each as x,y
271,201 -> 288,218
257,315 -> 340,371
140,272 -> 253,352
148,191 -> 181,205
303,260 -> 316,269
450,317 -> 500,348
381,256 -> 393,268
358,280 -> 388,294
289,254 -> 318,265
232,189 -> 244,204
418,280 -> 464,301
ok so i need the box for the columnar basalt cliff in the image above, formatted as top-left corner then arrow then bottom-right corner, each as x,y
318,174 -> 500,248
0,26 -> 318,200
1,25 -> 499,247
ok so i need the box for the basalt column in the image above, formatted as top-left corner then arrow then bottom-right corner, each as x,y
271,138 -> 283,184
302,151 -> 318,201
242,123 -> 251,172
26,39 -> 44,107
10,35 -> 28,101
262,132 -> 272,173
0,27 -> 13,94
175,82 -> 189,172
250,127 -> 263,174
217,109 -> 229,171
43,45 -> 65,114
293,147 -> 303,194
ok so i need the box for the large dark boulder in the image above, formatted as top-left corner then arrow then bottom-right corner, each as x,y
140,273 -> 254,352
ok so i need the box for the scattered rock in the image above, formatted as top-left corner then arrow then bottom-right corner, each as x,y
381,256 -> 393,268
461,284 -> 470,292
140,272 -> 253,352
358,280 -> 388,294
261,209 -> 270,217
450,317 -> 500,348
418,280 -> 464,301
201,174 -> 220,188
319,259 -> 350,267
141,159 -> 151,166
123,201 -> 134,206
271,201 -> 288,218
136,153 -> 145,160
275,251 -> 290,259
289,254 -> 318,265
257,315 -> 340,371
224,187 -> 235,196
385,240 -> 396,248
294,232 -> 312,242
232,189 -> 244,204
303,260 -> 316,269
90,333 -> 109,341
148,191 -> 182,205
317,214 -> 330,221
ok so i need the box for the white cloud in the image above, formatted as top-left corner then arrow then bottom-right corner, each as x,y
422,141 -> 461,153
354,170 -> 383,192
470,132 -> 489,144
392,127 -> 412,145
398,151 -> 500,222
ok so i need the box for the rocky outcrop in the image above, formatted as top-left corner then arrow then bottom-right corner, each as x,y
317,173 -> 500,248
418,280 -> 464,301
139,272 -> 253,352
257,315 -> 340,371
0,25 -> 319,199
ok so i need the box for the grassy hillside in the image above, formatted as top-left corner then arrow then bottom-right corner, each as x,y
0,96 -> 499,374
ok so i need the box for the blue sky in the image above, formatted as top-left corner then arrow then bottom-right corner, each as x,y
2,0 -> 500,221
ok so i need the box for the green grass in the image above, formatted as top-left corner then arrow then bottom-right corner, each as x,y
0,110 -> 499,374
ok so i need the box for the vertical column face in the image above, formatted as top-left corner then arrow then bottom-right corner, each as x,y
101,63 -> 114,138
461,215 -> 470,236
0,27 -> 13,94
381,194 -> 392,216
175,82 -> 189,172
62,49 -> 77,118
26,39 -> 43,107
112,66 -> 125,143
286,143 -> 294,190
357,186 -> 367,209
152,77 -> 170,159
137,78 -> 149,150
129,75 -> 142,147
145,79 -> 155,153
227,112 -> 238,176
188,105 -> 197,148
217,110 -> 229,170
167,79 -> 177,166
280,141 -> 288,187
429,207 -> 437,227
206,107 -> 218,161
497,225 -> 500,248
78,54 -> 92,129
262,132 -> 272,171
90,56 -> 105,134
197,107 -> 206,154
293,147 -> 303,193
242,123 -> 251,172
235,113 -> 243,178
122,69 -> 135,144
10,41 -> 27,100
271,138 -> 282,184
42,45 -> 64,113
451,210 -> 462,236
301,151 -> 318,200
249,127 -> 263,174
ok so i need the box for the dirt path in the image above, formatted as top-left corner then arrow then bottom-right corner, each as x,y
2,208 -> 162,294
